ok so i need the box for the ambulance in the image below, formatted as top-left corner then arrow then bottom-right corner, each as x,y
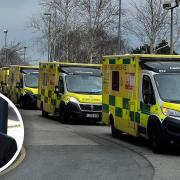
102,54 -> 180,152
37,62 -> 102,122
0,67 -> 9,96
0,68 -> 2,92
8,65 -> 39,108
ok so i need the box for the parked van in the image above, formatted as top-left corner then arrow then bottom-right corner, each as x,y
37,62 -> 102,122
0,67 -> 9,96
102,54 -> 180,152
8,65 -> 38,108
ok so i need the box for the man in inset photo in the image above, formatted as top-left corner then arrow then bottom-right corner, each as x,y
0,132 -> 17,168
0,96 -> 18,168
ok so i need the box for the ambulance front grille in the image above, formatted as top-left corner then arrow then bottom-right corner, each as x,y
79,104 -> 102,112
33,94 -> 38,99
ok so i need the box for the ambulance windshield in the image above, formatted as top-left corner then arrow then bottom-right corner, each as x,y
24,73 -> 38,88
155,74 -> 180,102
65,75 -> 102,94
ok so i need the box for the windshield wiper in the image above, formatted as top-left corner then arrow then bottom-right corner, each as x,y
70,91 -> 101,94
88,91 -> 102,94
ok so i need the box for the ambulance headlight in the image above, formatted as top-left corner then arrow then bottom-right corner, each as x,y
162,107 -> 180,117
68,97 -> 79,104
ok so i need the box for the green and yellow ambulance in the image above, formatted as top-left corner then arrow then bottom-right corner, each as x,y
37,62 -> 102,122
8,65 -> 39,108
0,67 -> 9,96
102,54 -> 180,152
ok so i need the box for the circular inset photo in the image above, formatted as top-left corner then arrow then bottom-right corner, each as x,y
0,93 -> 24,173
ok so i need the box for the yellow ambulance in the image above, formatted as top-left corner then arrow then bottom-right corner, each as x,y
8,65 -> 39,108
0,68 -> 2,92
102,54 -> 180,152
37,62 -> 102,122
0,67 -> 9,96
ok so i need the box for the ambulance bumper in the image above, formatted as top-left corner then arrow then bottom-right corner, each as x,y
70,111 -> 102,122
162,117 -> 180,143
66,102 -> 102,122
23,93 -> 37,107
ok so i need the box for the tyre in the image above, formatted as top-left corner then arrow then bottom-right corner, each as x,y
59,103 -> 69,123
19,97 -> 24,108
149,124 -> 164,153
110,118 -> 119,138
60,111 -> 69,123
41,103 -> 48,117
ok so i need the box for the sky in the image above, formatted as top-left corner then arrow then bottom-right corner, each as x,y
0,0 -> 133,65
0,0 -> 44,65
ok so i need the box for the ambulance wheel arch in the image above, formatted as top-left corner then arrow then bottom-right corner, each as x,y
109,114 -> 119,137
41,102 -> 48,117
59,101 -> 68,121
147,115 -> 164,152
19,95 -> 24,107
19,94 -> 30,108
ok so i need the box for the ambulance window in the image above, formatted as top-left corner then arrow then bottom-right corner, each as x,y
112,71 -> 119,91
142,75 -> 155,105
20,78 -> 23,88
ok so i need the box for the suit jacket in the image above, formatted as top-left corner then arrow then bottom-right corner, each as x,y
0,133 -> 17,168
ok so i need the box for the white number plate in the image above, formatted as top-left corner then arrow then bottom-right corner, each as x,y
86,114 -> 99,118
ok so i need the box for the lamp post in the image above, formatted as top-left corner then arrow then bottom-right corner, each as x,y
44,13 -> 52,62
118,0 -> 122,54
163,0 -> 179,54
170,8 -> 174,54
4,30 -> 8,65
24,46 -> 27,63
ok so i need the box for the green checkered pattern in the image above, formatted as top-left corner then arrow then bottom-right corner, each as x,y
103,95 -> 140,123
8,85 -> 21,104
37,63 -> 60,113
102,56 -> 141,124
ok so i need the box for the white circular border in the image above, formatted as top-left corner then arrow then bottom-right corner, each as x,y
0,93 -> 24,173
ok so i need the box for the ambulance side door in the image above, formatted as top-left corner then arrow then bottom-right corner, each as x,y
58,75 -> 65,98
139,73 -> 156,132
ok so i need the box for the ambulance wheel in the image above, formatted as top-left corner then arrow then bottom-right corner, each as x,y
110,117 -> 118,137
111,124 -> 119,137
59,103 -> 69,123
149,124 -> 164,153
41,103 -> 48,117
20,97 -> 25,108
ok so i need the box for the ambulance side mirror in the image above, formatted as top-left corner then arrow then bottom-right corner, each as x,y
143,92 -> 155,105
1,81 -> 3,86
54,86 -> 60,94
16,82 -> 20,89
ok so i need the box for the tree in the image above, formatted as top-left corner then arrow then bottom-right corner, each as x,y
131,40 -> 178,54
0,43 -> 27,67
37,0 -> 81,61
131,44 -> 150,54
30,0 -> 130,63
155,40 -> 178,54
78,0 -> 118,63
128,0 -> 169,53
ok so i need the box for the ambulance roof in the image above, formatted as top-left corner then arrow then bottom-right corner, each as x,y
60,67 -> 101,76
140,61 -> 180,73
103,54 -> 180,59
20,68 -> 39,74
